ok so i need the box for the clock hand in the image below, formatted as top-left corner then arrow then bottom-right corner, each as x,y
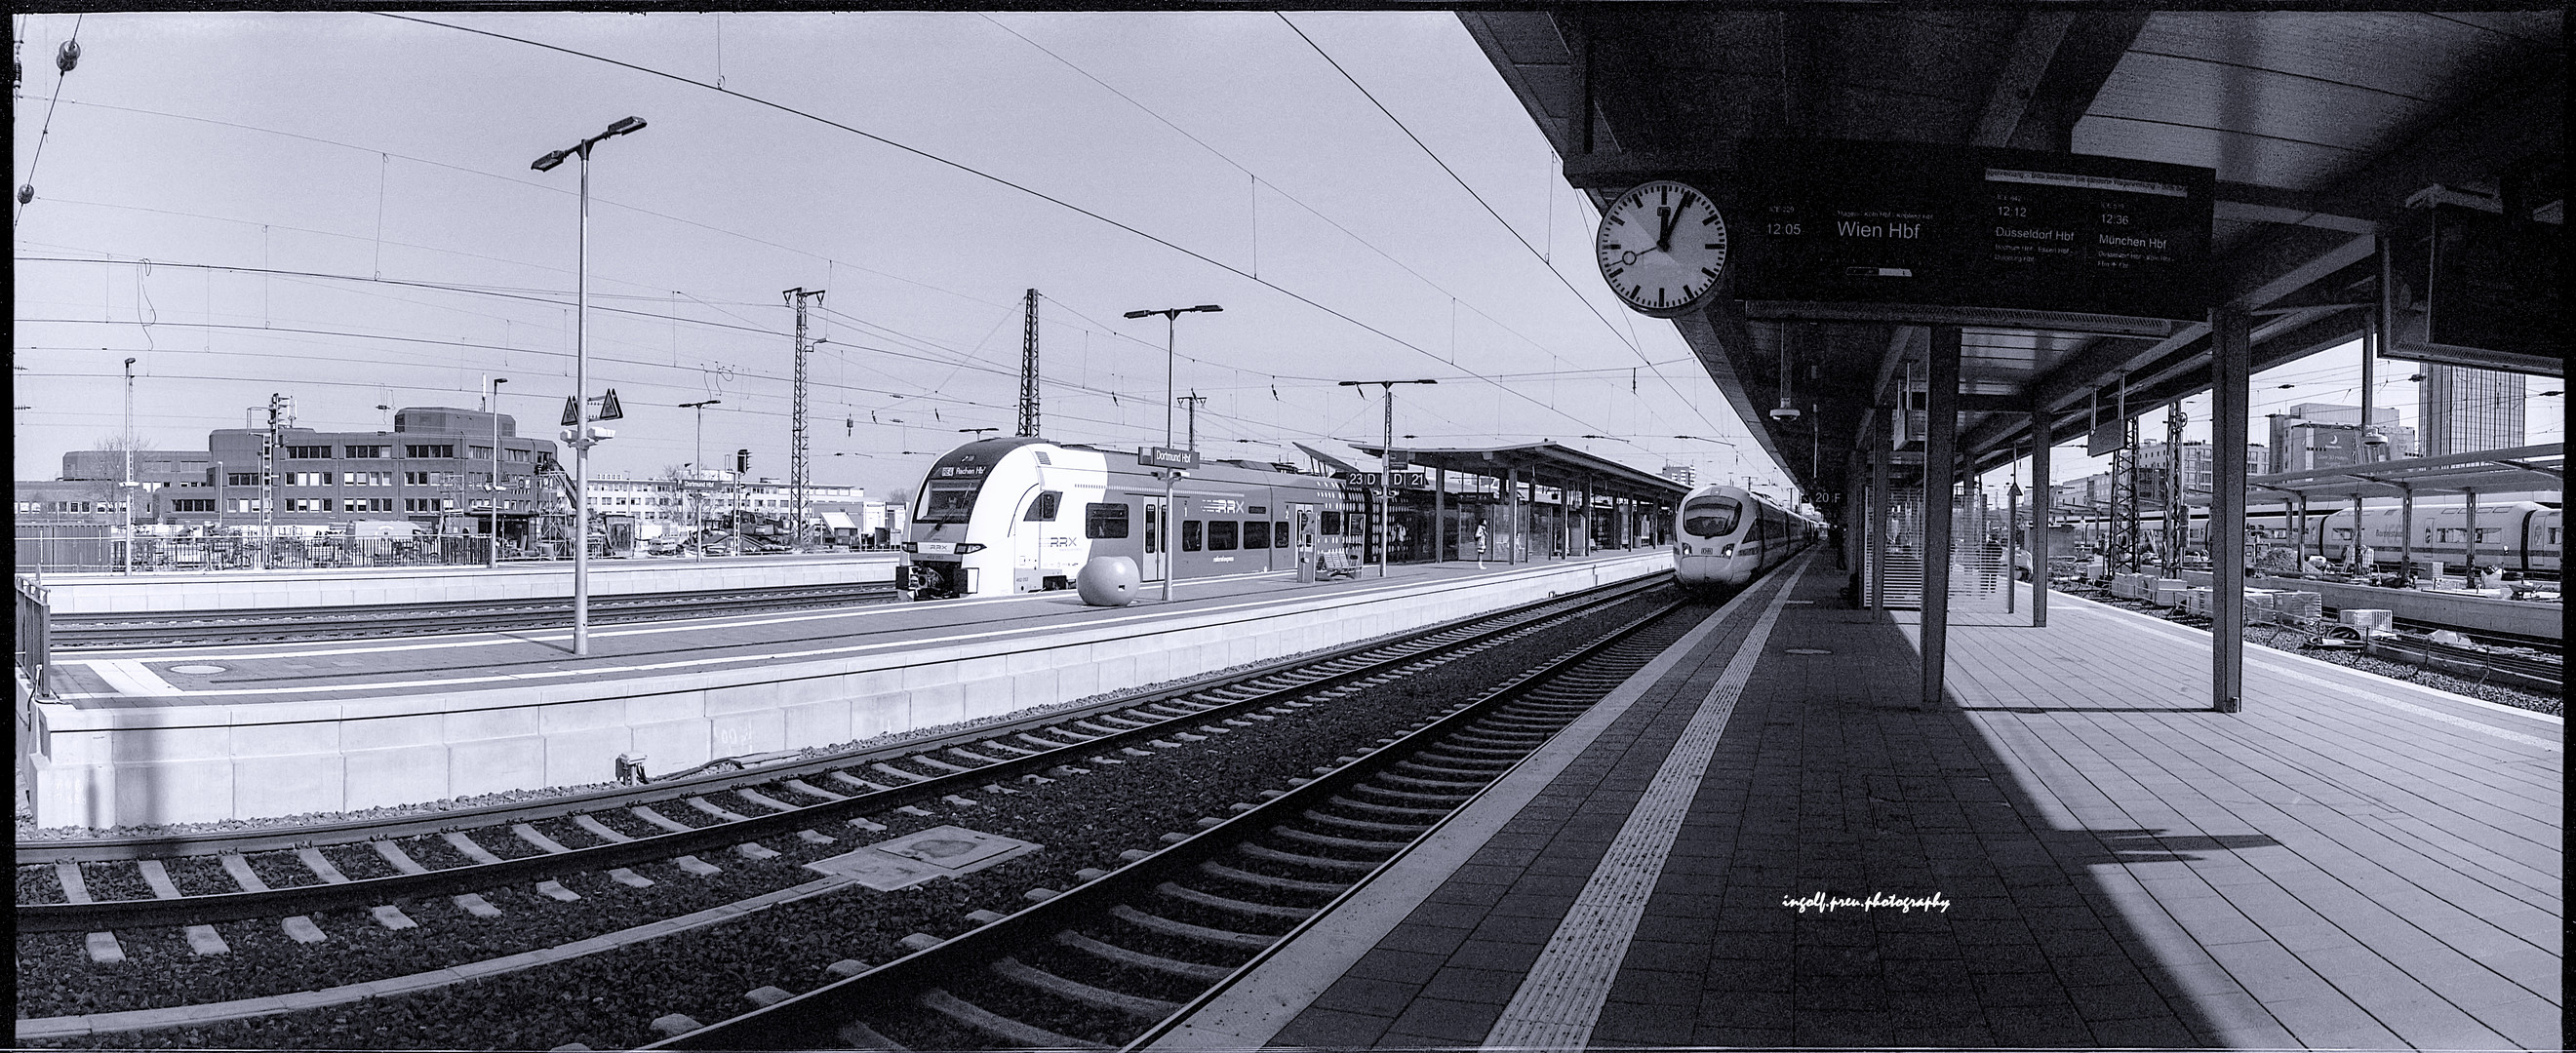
1655,207 -> 1678,253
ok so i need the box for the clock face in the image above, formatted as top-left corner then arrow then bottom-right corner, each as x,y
1596,180 -> 1727,316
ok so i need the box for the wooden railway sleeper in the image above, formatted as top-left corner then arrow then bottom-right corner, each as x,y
1056,929 -> 1234,983
1157,881 -> 1316,921
917,988 -> 1105,1050
989,956 -> 1182,1020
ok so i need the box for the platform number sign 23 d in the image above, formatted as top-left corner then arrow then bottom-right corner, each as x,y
1597,179 -> 1728,317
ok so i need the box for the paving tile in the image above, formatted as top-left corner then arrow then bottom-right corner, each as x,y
1383,995 -> 1503,1043
1307,975 -> 1417,1018
2264,994 -> 2404,1048
1589,998 -> 1697,1045
1417,966 -> 1525,1007
2471,994 -> 2566,1050
2063,982 -> 2176,1024
1342,947 -> 1445,987
1447,938 -> 1544,974
1374,920 -> 1472,957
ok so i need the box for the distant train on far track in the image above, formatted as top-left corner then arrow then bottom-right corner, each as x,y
2085,502 -> 2561,575
1673,485 -> 1822,593
898,437 -> 1357,600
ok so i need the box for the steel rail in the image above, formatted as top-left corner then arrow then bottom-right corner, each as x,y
18,574 -> 1672,931
650,595 -> 1693,1050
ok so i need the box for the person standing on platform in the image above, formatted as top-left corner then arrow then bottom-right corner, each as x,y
1475,521 -> 1488,568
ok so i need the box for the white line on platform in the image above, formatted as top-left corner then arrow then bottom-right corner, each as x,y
86,660 -> 182,698
1482,561 -> 1806,1052
2058,593 -> 2561,751
59,559 -> 1646,699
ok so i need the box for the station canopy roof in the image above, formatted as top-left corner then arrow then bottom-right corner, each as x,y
1350,441 -> 1691,502
1461,10 -> 2564,511
2217,443 -> 2564,503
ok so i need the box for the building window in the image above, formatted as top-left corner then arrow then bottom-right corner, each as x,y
349,497 -> 396,512
403,471 -> 431,486
344,445 -> 387,458
226,473 -> 259,487
171,499 -> 217,513
285,445 -> 332,459
283,497 -> 333,513
342,471 -> 394,487
404,444 -> 456,459
506,448 -> 533,462
405,498 -> 436,512
233,499 -> 263,513
470,446 -> 493,460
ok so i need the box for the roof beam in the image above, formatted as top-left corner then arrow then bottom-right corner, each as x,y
1972,12 -> 2076,148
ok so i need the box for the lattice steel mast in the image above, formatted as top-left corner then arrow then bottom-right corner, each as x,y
1017,289 -> 1040,437
783,287 -> 824,551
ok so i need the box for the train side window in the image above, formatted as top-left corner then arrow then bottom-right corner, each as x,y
1243,521 -> 1268,549
1274,522 -> 1288,548
1209,521 -> 1238,550
1084,502 -> 1129,538
1145,505 -> 1158,553
1182,520 -> 1204,552
1024,491 -> 1062,521
1321,511 -> 1343,534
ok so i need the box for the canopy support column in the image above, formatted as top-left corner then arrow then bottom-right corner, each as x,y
2398,486 -> 2413,581
2212,304 -> 2250,714
2030,405 -> 2051,627
1922,326 -> 1960,707
1870,409 -> 1890,613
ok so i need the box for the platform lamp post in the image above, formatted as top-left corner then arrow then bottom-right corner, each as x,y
1340,379 -> 1439,577
1123,304 -> 1222,603
532,115 -> 647,657
485,376 -> 507,566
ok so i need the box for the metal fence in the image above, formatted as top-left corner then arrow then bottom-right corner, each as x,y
14,526 -> 503,573
15,575 -> 48,698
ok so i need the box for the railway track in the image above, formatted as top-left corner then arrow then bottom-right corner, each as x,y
17,573 -> 1673,940
650,591 -> 1697,1050
47,582 -> 899,647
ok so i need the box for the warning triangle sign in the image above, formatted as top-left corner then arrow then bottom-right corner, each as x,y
598,388 -> 624,420
559,396 -> 581,427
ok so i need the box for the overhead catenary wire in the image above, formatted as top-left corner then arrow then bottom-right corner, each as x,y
371,12 -> 1620,443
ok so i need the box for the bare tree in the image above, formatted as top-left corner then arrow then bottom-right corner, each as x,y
91,434 -> 160,452
882,486 -> 913,506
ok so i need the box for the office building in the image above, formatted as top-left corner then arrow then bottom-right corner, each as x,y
2417,365 -> 2526,456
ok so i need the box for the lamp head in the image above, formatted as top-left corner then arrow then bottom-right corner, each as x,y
1189,304 -> 1223,313
1768,407 -> 1803,422
531,150 -> 570,173
1122,309 -> 1154,319
603,116 -> 647,138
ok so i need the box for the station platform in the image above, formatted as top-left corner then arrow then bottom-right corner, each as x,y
24,549 -> 1670,829
1161,552 -> 2563,1050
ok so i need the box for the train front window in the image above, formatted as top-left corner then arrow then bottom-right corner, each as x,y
919,483 -> 981,523
1683,496 -> 1741,537
1024,491 -> 1061,521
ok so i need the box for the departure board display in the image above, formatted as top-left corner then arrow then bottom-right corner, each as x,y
1732,139 -> 2215,322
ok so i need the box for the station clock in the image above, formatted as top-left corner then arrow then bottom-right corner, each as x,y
1596,179 -> 1728,317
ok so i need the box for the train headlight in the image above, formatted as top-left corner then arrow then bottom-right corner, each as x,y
898,541 -> 919,554
1721,544 -> 1735,557
953,543 -> 986,555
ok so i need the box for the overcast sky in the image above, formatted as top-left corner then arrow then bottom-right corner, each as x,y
13,12 -> 2558,505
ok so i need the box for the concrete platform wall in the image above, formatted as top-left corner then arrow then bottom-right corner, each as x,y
28,554 -> 899,615
27,554 -> 1670,827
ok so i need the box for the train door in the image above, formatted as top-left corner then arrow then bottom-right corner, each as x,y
1291,503 -> 1317,566
1137,495 -> 1167,583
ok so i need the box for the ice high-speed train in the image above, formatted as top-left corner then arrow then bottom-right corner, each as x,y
1674,485 -> 1822,592
898,437 -> 1358,599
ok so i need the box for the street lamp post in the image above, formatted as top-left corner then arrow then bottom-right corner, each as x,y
1123,304 -> 1222,603
487,375 -> 508,566
1340,379 -> 1439,577
681,399 -> 720,552
124,357 -> 137,574
533,115 -> 646,656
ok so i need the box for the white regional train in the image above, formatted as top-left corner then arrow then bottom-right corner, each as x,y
898,437 -> 1357,599
1674,484 -> 1823,593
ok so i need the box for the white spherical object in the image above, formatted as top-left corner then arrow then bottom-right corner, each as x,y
1075,556 -> 1139,606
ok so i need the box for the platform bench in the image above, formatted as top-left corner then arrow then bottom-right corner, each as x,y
1316,551 -> 1361,581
